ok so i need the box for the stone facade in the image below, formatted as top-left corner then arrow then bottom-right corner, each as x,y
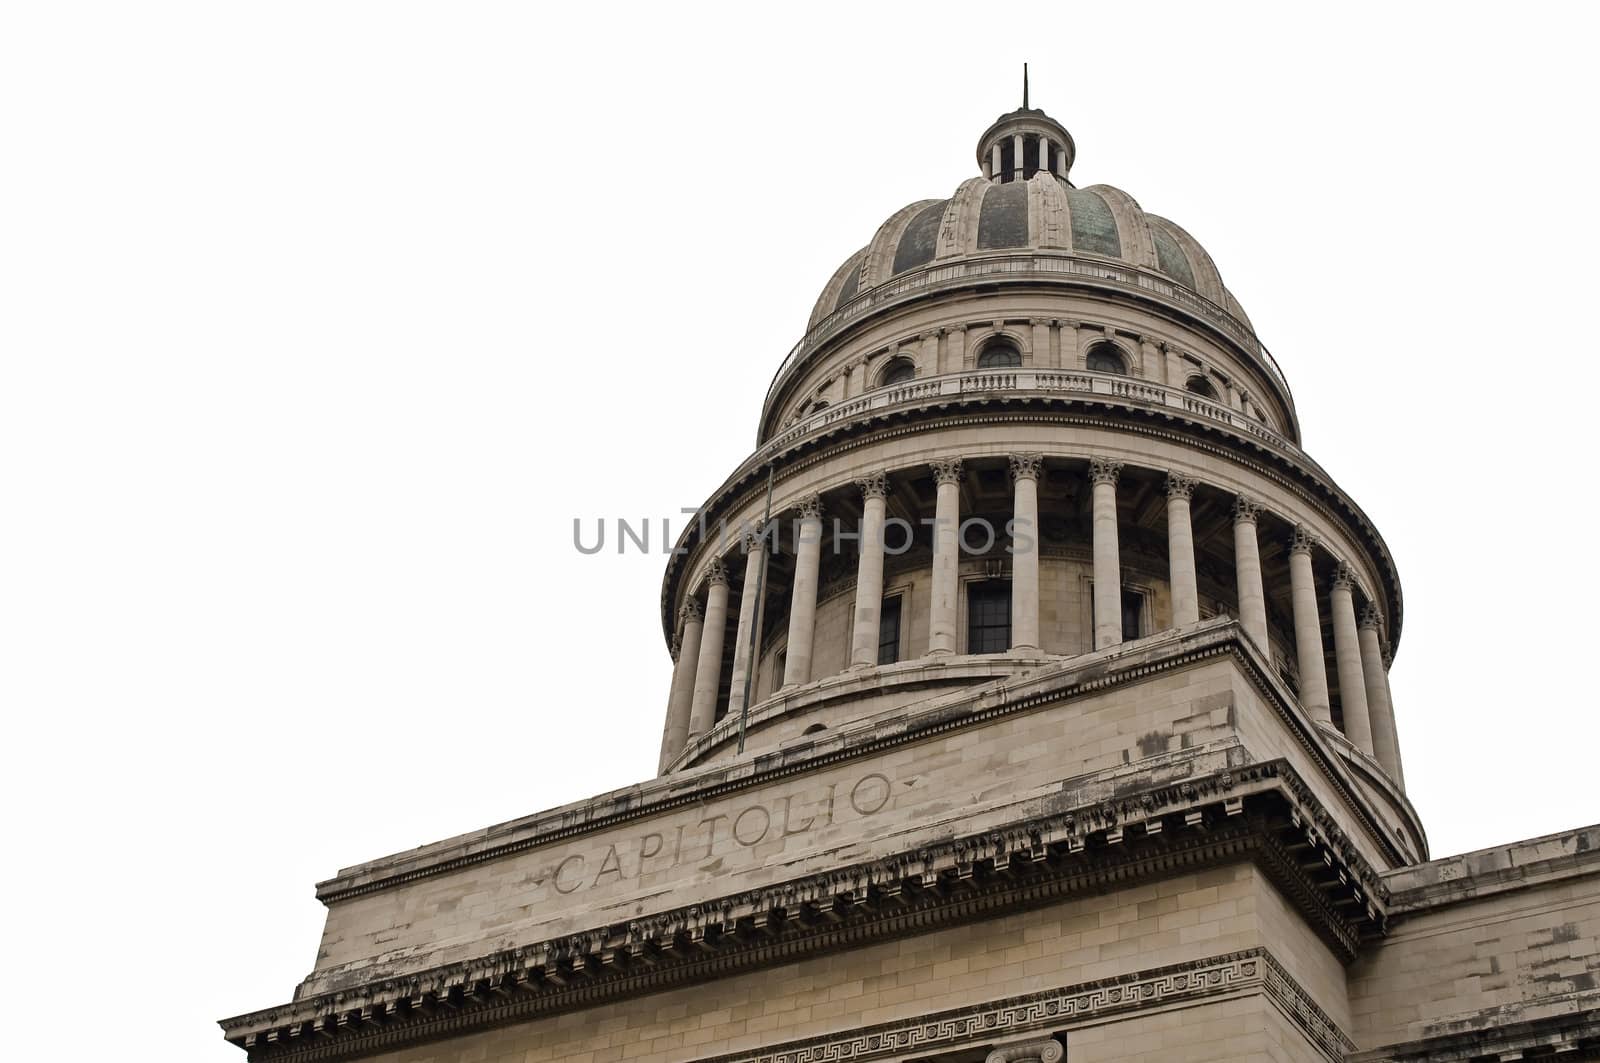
221,95 -> 1600,1061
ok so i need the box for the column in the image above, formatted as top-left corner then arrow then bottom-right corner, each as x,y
726,529 -> 768,717
1030,319 -> 1050,368
1329,562 -> 1374,754
1165,472 -> 1199,627
1359,603 -> 1405,786
987,1038 -> 1064,1063
1288,525 -> 1332,725
849,473 -> 889,668
1008,454 -> 1042,652
687,559 -> 729,742
657,601 -> 702,771
1233,496 -> 1269,648
1039,136 -> 1050,176
1011,133 -> 1024,180
943,324 -> 966,374
782,495 -> 823,687
1061,319 -> 1082,369
1138,334 -> 1163,378
991,143 -> 1002,181
927,458 -> 963,655
1164,341 -> 1185,387
1090,458 -> 1123,649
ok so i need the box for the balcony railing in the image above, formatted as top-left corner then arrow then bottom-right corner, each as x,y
763,251 -> 1293,419
746,368 -> 1298,475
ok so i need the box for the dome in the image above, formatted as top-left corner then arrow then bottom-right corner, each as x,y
807,173 -> 1254,336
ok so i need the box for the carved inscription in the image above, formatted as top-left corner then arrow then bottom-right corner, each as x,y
549,772 -> 893,895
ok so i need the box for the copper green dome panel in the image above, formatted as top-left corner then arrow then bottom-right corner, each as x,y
1150,224 -> 1195,288
892,200 -> 948,275
1066,188 -> 1120,257
832,250 -> 865,311
976,181 -> 1029,250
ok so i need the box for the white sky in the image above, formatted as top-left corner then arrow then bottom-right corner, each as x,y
3,3 -> 1597,1059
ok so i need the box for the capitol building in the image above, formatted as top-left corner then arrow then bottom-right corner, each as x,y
222,92 -> 1600,1062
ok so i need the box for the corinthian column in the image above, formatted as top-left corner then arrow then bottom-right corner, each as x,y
927,458 -> 963,655
849,472 -> 889,669
1009,453 -> 1043,652
1233,495 -> 1268,648
1360,604 -> 1405,787
1165,472 -> 1199,627
658,600 -> 702,771
1090,458 -> 1124,649
687,559 -> 729,742
1330,561 -> 1374,754
726,529 -> 768,717
1288,526 -> 1332,725
782,495 -> 824,687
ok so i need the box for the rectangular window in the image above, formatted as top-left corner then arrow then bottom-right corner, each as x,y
967,581 -> 1012,654
1121,588 -> 1143,641
877,596 -> 902,665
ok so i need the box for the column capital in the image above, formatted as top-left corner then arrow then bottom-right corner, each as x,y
1359,601 -> 1384,631
703,556 -> 728,587
1060,317 -> 1080,329
679,598 -> 704,625
1008,452 -> 1043,482
1088,457 -> 1123,486
986,1039 -> 1064,1063
668,630 -> 682,663
1382,644 -> 1394,669
930,457 -> 964,486
855,471 -> 889,500
1234,493 -> 1262,524
1028,317 -> 1047,327
1332,560 -> 1359,591
741,527 -> 769,553
1289,524 -> 1319,556
796,493 -> 824,521
1165,471 -> 1198,500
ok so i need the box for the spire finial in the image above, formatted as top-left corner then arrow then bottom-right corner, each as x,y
1023,62 -> 1029,109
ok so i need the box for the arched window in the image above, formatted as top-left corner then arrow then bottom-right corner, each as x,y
1185,375 -> 1219,400
977,339 -> 1022,368
880,357 -> 916,387
1085,343 -> 1128,375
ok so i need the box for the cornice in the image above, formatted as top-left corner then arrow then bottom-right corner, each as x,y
222,763 -> 1375,1061
1345,999 -> 1600,1062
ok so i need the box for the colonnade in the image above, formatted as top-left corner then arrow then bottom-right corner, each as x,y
658,457 -> 1404,790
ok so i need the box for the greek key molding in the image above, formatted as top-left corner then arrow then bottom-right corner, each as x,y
697,948 -> 1350,1063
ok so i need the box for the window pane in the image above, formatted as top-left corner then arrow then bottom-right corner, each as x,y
1121,589 -> 1143,641
878,596 -> 902,665
967,581 -> 1012,654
